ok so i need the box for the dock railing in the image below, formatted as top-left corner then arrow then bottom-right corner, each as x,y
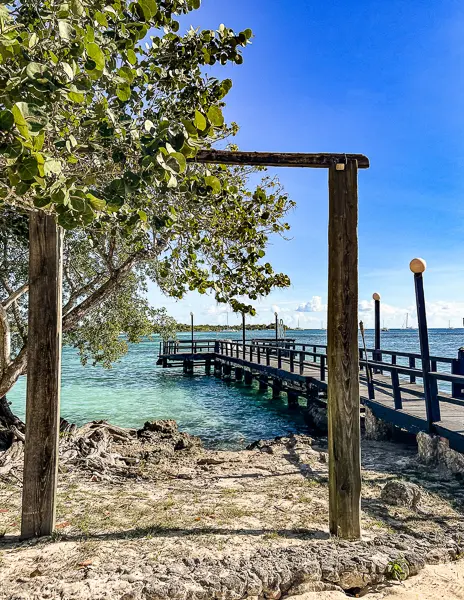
159,333 -> 464,436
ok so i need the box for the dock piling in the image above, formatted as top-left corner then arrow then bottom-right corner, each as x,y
244,370 -> 253,386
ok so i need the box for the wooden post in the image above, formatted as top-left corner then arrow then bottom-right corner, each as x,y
21,212 -> 63,539
214,360 -> 222,377
327,159 -> 361,540
244,370 -> 253,386
373,293 -> 381,371
190,312 -> 194,353
452,348 -> 464,399
259,376 -> 268,391
287,390 -> 299,410
235,367 -> 243,381
275,312 -> 278,342
410,258 -> 440,427
242,312 -> 246,360
272,379 -> 282,399
373,293 -> 381,353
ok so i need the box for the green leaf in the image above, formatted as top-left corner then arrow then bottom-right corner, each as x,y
167,173 -> 177,188
58,212 -> 78,230
170,152 -> 186,173
207,106 -> 224,127
33,195 -> 52,207
26,62 -> 48,80
118,66 -> 134,83
205,175 -> 221,195
44,159 -> 62,176
58,20 -> 73,40
12,103 -> 31,139
18,156 -> 39,181
95,11 -> 108,27
86,193 -> 106,210
138,209 -> 148,222
126,49 -> 137,65
70,194 -> 87,212
51,188 -> 68,204
0,109 -> 14,131
29,32 -> 38,48
116,83 -> 131,101
68,91 -> 85,103
194,110 -> 207,131
85,42 -> 105,71
144,119 -> 154,132
62,62 -> 74,81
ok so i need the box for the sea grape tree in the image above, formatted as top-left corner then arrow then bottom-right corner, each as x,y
0,0 -> 295,398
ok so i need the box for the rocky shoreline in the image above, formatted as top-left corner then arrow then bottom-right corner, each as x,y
1,420 -> 463,599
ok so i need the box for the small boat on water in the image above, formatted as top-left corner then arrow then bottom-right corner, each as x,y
403,313 -> 414,330
448,320 -> 455,330
381,320 -> 389,332
222,312 -> 235,333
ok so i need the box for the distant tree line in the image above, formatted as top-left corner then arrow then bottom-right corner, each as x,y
175,323 -> 287,332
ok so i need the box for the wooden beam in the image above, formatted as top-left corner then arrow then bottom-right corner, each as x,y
193,150 -> 370,169
21,212 -> 63,539
327,159 -> 361,540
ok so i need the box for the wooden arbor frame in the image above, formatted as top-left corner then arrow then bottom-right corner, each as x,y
21,150 -> 369,541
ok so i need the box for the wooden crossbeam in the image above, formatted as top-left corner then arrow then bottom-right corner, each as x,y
194,150 -> 370,169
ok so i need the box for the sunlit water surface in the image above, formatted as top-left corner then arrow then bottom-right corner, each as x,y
8,329 -> 464,449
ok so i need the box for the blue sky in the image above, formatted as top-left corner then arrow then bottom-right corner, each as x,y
148,0 -> 464,328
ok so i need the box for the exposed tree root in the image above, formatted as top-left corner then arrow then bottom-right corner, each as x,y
0,398 -> 201,484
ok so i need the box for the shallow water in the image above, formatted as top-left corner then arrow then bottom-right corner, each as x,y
7,329 -> 464,449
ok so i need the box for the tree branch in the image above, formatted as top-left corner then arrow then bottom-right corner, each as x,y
2,282 -> 28,309
62,251 -> 147,332
0,345 -> 27,398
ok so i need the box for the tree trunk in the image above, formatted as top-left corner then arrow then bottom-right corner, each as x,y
0,394 -> 24,450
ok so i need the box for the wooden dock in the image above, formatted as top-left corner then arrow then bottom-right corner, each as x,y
158,339 -> 464,454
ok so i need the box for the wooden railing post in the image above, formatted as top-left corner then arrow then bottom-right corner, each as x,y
411,258 -> 440,428
327,159 -> 361,540
391,369 -> 402,409
373,292 -> 382,372
409,356 -> 416,383
190,312 -> 194,353
21,213 -> 63,539
452,348 -> 464,399
289,351 -> 294,373
320,355 -> 326,382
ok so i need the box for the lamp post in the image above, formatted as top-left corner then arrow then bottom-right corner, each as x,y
242,312 -> 246,359
275,311 -> 278,343
410,258 -> 440,428
190,312 -> 194,353
372,292 -> 381,369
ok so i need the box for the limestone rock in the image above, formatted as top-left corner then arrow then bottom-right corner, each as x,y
381,480 -> 422,509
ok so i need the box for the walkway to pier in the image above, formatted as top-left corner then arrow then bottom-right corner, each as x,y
158,338 -> 464,454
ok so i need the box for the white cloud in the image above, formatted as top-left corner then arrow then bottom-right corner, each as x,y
296,296 -> 327,313
206,304 -> 229,316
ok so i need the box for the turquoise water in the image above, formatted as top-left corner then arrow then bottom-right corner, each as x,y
7,329 -> 464,449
